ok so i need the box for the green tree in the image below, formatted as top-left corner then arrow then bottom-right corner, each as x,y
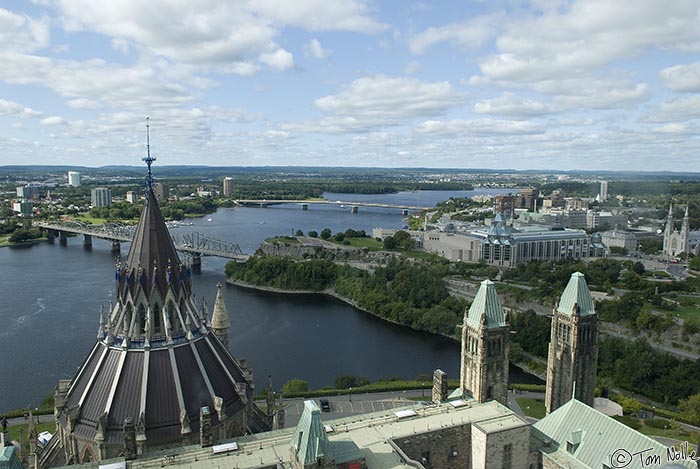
282,379 -> 309,395
383,236 -> 396,249
308,230 -> 318,238
632,261 -> 645,275
679,393 -> 700,425
295,229 -> 304,236
320,228 -> 332,240
393,230 -> 414,250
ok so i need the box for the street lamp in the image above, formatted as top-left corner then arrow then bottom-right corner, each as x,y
349,387 -> 352,402
421,383 -> 425,398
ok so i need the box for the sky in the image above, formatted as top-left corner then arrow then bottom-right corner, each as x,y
1,0 -> 700,171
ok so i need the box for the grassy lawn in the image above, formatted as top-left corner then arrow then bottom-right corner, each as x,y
0,234 -> 10,247
73,214 -> 108,225
7,416 -> 56,451
670,295 -> 700,321
402,250 -> 444,261
325,237 -> 383,250
613,416 -> 699,443
516,397 -> 546,419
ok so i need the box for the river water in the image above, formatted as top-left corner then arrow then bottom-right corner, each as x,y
0,189 -> 540,414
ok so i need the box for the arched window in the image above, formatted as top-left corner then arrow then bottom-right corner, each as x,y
137,304 -> 146,336
168,302 -> 178,333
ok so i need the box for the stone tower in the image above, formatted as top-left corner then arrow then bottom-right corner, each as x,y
459,279 -> 510,404
210,282 -> 231,349
545,272 -> 598,415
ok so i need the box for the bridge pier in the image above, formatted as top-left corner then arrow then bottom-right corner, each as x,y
191,255 -> 202,272
83,234 -> 92,247
59,231 -> 68,246
111,241 -> 120,254
300,204 -> 308,210
350,206 -> 359,213
46,229 -> 56,243
402,209 -> 409,216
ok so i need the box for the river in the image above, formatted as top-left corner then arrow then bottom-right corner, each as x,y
0,189 -> 540,414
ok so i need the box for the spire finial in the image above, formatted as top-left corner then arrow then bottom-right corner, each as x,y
143,117 -> 156,189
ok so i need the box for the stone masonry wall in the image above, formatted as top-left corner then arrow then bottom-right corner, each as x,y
394,424 -> 471,469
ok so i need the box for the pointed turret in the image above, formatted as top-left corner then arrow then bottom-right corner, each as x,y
556,272 -> 595,316
211,283 -> 230,348
466,279 -> 507,328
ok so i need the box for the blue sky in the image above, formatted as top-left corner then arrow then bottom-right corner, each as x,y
1,0 -> 700,171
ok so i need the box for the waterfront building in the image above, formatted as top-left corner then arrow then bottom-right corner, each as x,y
90,188 -> 112,207
459,280 -> 509,404
222,177 -> 234,196
67,171 -> 81,187
43,158 -> 268,466
545,272 -> 598,415
422,214 -> 606,267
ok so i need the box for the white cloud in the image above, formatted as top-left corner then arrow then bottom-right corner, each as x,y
660,62 -> 700,92
0,8 -> 51,53
415,118 -> 545,136
250,0 -> 387,33
66,98 -> 103,110
644,95 -> 700,122
45,0 -> 382,72
315,75 -> 464,120
477,1 -> 700,84
260,48 -> 295,71
409,12 -> 503,54
473,93 -> 556,117
0,98 -> 43,118
307,39 -> 331,59
41,116 -> 66,125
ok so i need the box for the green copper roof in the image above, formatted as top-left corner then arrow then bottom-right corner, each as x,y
557,272 -> 595,316
533,399 -> 696,468
466,280 -> 506,328
291,400 -> 333,466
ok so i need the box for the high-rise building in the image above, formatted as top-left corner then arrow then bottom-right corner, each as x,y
222,177 -> 235,196
459,279 -> 510,404
152,182 -> 169,200
68,171 -> 81,187
599,180 -> 608,201
125,191 -> 138,204
545,272 -> 598,414
91,187 -> 112,207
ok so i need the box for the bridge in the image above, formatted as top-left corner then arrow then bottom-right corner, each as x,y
34,220 -> 248,264
234,199 -> 431,213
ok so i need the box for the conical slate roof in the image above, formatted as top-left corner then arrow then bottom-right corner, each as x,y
466,279 -> 507,328
116,187 -> 190,309
211,283 -> 230,330
52,158 -> 264,462
556,272 -> 595,316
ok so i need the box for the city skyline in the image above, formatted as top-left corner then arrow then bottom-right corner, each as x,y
1,1 -> 700,171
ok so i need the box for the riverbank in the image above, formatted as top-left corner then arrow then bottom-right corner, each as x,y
0,236 -> 47,248
228,279 -> 546,382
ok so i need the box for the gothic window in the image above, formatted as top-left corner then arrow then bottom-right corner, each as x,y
168,302 -> 178,333
503,443 -> 512,469
137,304 -> 146,335
153,303 -> 163,335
